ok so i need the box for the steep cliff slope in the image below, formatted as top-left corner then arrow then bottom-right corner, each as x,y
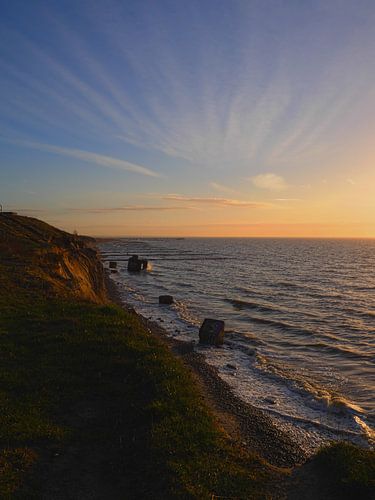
0,213 -> 106,302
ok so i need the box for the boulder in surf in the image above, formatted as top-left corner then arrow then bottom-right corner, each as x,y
159,295 -> 174,305
127,255 -> 148,272
199,318 -> 225,346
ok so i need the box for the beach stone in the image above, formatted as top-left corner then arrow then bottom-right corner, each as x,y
226,363 -> 237,370
159,295 -> 174,305
199,319 -> 225,346
265,397 -> 277,405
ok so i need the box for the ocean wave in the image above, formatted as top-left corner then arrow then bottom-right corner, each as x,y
231,331 -> 266,346
262,406 -> 372,440
306,342 -> 374,361
176,282 -> 193,288
227,340 -> 258,355
340,307 -> 375,320
246,315 -> 315,336
270,281 -> 303,289
225,298 -> 282,314
172,300 -> 201,326
253,353 -> 370,424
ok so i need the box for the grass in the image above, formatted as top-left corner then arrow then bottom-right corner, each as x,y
313,442 -> 375,499
0,214 -> 283,498
0,214 -> 373,499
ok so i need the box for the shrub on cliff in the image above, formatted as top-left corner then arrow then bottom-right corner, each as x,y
314,442 -> 375,499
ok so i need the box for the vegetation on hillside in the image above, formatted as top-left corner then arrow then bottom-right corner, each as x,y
0,214 -> 284,498
0,214 -> 373,499
313,442 -> 375,499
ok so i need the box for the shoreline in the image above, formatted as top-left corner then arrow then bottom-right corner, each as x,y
100,235 -> 375,457
105,272 -> 307,468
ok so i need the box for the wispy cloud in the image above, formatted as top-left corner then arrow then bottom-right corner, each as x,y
68,205 -> 188,213
0,18 -> 291,167
250,173 -> 288,191
4,138 -> 159,177
209,182 -> 235,194
274,198 -> 302,202
163,194 -> 270,208
16,205 -> 189,216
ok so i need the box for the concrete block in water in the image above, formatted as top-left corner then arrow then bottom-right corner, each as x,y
159,295 -> 174,305
199,319 -> 225,346
127,255 -> 148,272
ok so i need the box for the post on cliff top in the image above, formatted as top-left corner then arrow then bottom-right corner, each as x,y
0,204 -> 17,216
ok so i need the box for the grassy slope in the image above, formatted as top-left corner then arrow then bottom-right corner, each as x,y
0,214 -> 373,499
312,442 -> 375,499
0,214 -> 284,498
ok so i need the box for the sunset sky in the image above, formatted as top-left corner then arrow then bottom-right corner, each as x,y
1,0 -> 375,237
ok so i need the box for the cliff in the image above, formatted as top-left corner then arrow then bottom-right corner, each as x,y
0,213 -> 106,302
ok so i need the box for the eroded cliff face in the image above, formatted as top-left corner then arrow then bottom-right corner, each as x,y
37,244 -> 106,303
0,214 -> 106,303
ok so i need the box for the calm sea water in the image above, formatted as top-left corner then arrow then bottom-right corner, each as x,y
100,238 -> 375,454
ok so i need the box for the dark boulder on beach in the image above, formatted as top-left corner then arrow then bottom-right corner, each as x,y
159,295 -> 174,305
199,319 -> 225,346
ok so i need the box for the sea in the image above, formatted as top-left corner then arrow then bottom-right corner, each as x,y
99,238 -> 375,455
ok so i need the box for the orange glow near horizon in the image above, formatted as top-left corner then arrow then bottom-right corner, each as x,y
31,163 -> 375,238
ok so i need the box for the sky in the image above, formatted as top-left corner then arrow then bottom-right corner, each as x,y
1,0 -> 375,237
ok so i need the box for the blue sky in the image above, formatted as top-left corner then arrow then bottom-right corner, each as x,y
1,0 -> 375,236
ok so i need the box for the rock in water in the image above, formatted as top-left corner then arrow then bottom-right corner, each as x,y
109,261 -> 117,269
127,255 -> 148,272
159,295 -> 174,305
199,319 -> 225,346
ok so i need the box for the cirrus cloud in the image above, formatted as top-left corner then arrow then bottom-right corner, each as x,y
2,137 -> 160,177
163,194 -> 271,208
209,182 -> 235,194
250,173 -> 288,191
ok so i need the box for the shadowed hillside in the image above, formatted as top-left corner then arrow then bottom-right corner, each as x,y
0,214 -> 286,498
0,214 -> 373,499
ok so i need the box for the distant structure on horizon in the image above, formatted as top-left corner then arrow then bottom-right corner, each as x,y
0,204 -> 17,215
